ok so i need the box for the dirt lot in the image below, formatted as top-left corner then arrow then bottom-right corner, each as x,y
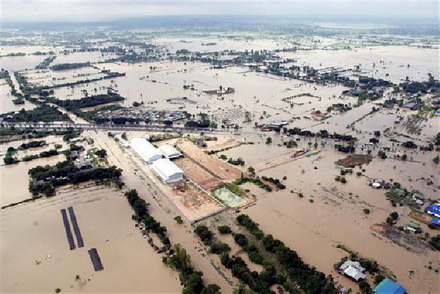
174,157 -> 223,191
176,140 -> 243,182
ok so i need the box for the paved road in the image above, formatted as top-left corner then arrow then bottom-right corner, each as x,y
0,122 -> 235,135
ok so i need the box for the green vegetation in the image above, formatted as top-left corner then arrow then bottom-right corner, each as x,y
28,160 -> 122,197
50,62 -> 91,71
47,93 -> 124,111
261,176 -> 286,189
378,150 -> 387,159
19,140 -> 46,149
165,244 -> 219,294
227,157 -> 245,166
218,225 -> 232,234
233,177 -> 272,192
174,215 -> 183,224
429,234 -> 440,250
4,148 -> 19,165
237,214 -> 336,293
434,156 -> 440,164
194,225 -> 214,245
35,56 -> 56,69
2,105 -> 71,122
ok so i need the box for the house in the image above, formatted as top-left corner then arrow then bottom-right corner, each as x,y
430,217 -> 440,226
374,279 -> 406,294
130,138 -> 164,164
404,221 -> 422,233
150,158 -> 184,184
159,145 -> 183,160
372,182 -> 382,189
427,203 -> 440,218
412,192 -> 425,205
338,260 -> 366,282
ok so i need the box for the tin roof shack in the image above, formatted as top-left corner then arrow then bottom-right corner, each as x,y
404,221 -> 422,234
426,203 -> 440,218
338,260 -> 366,282
374,279 -> 406,294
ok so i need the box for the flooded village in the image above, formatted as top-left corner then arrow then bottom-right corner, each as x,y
1,15 -> 439,294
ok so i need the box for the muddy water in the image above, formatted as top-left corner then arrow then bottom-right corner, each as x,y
1,187 -> 181,293
278,46 -> 439,83
240,149 -> 439,293
85,130 -> 236,292
0,155 -> 64,207
0,81 -> 35,114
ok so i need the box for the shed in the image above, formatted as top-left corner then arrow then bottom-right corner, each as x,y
130,138 -> 163,164
374,279 -> 406,294
427,203 -> 440,218
159,145 -> 183,160
150,158 -> 184,184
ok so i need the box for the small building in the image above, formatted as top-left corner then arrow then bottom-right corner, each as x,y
159,145 -> 183,160
150,158 -> 184,184
196,139 -> 207,148
130,138 -> 164,164
427,203 -> 440,218
374,279 -> 406,294
412,193 -> 425,205
430,217 -> 440,226
372,182 -> 382,189
338,260 -> 366,282
404,221 -> 422,233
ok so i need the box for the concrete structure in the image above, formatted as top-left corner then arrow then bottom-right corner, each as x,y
427,203 -> 440,218
159,145 -> 183,160
150,158 -> 184,184
374,279 -> 406,294
339,260 -> 366,282
130,138 -> 163,164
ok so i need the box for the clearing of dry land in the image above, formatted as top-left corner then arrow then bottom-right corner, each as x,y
335,154 -> 372,167
176,140 -> 243,182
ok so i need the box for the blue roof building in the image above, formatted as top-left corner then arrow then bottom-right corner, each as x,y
431,217 -> 440,226
427,203 -> 440,218
374,279 -> 406,294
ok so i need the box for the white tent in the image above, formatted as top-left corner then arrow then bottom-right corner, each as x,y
130,138 -> 163,164
150,158 -> 185,184
159,145 -> 183,160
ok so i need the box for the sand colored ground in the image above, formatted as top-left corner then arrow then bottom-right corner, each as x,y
176,140 -> 243,182
174,157 -> 222,191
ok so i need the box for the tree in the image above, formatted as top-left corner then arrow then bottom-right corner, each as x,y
202,284 -> 221,294
218,225 -> 232,234
174,215 -> 183,224
95,149 -> 107,158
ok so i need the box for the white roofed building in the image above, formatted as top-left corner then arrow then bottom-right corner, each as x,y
339,260 -> 366,282
159,145 -> 183,160
150,158 -> 185,184
130,138 -> 163,164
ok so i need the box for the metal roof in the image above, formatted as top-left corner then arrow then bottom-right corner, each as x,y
130,138 -> 163,163
374,279 -> 406,294
150,158 -> 184,183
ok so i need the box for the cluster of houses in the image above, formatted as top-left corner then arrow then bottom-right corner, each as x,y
337,259 -> 407,294
129,138 -> 184,184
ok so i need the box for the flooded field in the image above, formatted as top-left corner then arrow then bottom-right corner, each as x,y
1,17 -> 439,293
0,186 -> 181,293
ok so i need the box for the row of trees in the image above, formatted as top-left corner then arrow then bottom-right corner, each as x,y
237,214 -> 337,293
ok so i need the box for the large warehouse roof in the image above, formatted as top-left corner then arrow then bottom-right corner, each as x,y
150,158 -> 184,183
130,138 -> 163,164
159,145 -> 183,159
